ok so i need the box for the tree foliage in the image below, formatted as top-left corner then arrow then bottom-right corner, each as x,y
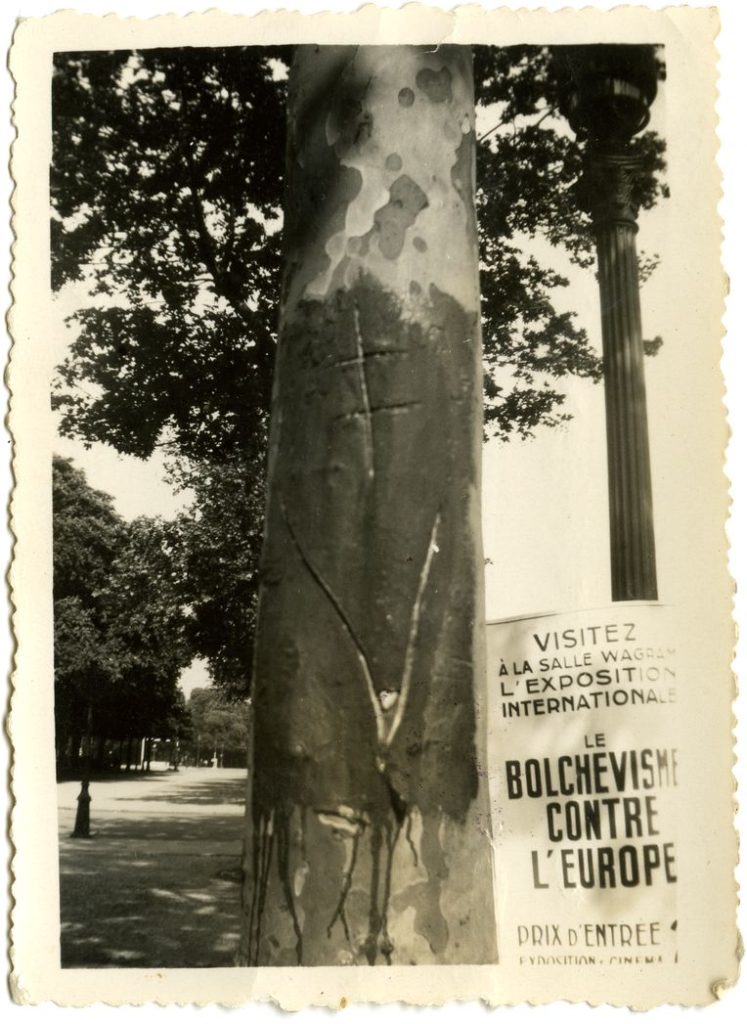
53,456 -> 190,767
472,45 -> 667,437
184,687 -> 250,765
166,453 -> 266,700
52,45 -> 668,455
52,47 -> 290,463
51,45 -> 667,698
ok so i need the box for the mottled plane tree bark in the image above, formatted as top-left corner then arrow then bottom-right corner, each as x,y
239,45 -> 497,967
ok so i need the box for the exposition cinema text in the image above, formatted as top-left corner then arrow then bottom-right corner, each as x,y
506,748 -> 678,890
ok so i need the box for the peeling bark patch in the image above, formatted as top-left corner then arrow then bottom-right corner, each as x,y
326,87 -> 375,156
415,66 -> 453,104
245,807 -> 277,965
450,131 -> 474,211
400,813 -> 450,955
326,829 -> 361,944
397,87 -> 415,107
276,636 -> 300,686
385,152 -> 403,172
347,234 -> 370,258
287,163 -> 364,304
413,236 -> 428,253
373,175 -> 429,260
276,812 -> 304,964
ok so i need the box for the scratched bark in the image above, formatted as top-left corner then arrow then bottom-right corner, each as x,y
239,45 -> 497,966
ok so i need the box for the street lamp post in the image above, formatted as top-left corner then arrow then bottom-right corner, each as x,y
71,702 -> 93,838
556,46 -> 660,601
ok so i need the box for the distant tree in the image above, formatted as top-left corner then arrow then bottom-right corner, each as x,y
166,453 -> 266,701
186,687 -> 250,765
53,456 -> 189,769
101,515 -> 192,745
53,455 -> 126,766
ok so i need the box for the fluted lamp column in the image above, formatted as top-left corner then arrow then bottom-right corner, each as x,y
556,45 -> 659,601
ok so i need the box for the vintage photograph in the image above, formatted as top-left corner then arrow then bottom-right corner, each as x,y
50,37 -> 668,968
8,5 -> 736,1007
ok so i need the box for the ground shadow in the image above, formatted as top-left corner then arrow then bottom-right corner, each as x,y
58,769 -> 175,785
113,776 -> 247,807
59,782 -> 248,967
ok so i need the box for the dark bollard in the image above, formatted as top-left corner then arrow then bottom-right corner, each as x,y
70,780 -> 92,838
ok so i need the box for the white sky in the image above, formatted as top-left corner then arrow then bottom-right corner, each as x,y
481,212 -> 671,620
52,62 -> 671,686
480,90 -> 671,620
178,658 -> 211,698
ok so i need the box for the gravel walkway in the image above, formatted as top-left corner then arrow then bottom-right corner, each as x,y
58,767 -> 248,968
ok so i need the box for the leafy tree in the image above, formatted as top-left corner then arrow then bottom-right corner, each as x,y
50,45 -> 667,698
53,455 -> 126,764
52,46 -> 289,463
185,687 -> 250,764
100,515 -> 192,744
165,453 -> 266,701
53,456 -> 189,768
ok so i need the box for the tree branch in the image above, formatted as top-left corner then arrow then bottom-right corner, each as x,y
477,110 -> 512,144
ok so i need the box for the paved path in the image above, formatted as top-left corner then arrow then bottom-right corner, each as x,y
58,767 -> 248,968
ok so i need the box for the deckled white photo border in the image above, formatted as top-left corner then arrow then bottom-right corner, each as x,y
6,3 -> 738,1009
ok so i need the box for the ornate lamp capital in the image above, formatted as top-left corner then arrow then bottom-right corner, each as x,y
584,150 -> 644,229
552,44 -> 659,152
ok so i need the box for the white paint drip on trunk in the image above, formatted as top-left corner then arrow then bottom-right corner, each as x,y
352,302 -> 375,481
386,510 -> 441,746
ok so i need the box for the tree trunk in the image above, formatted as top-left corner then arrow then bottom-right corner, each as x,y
93,735 -> 105,770
70,734 -> 81,771
84,703 -> 93,781
55,730 -> 69,772
239,45 -> 496,967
